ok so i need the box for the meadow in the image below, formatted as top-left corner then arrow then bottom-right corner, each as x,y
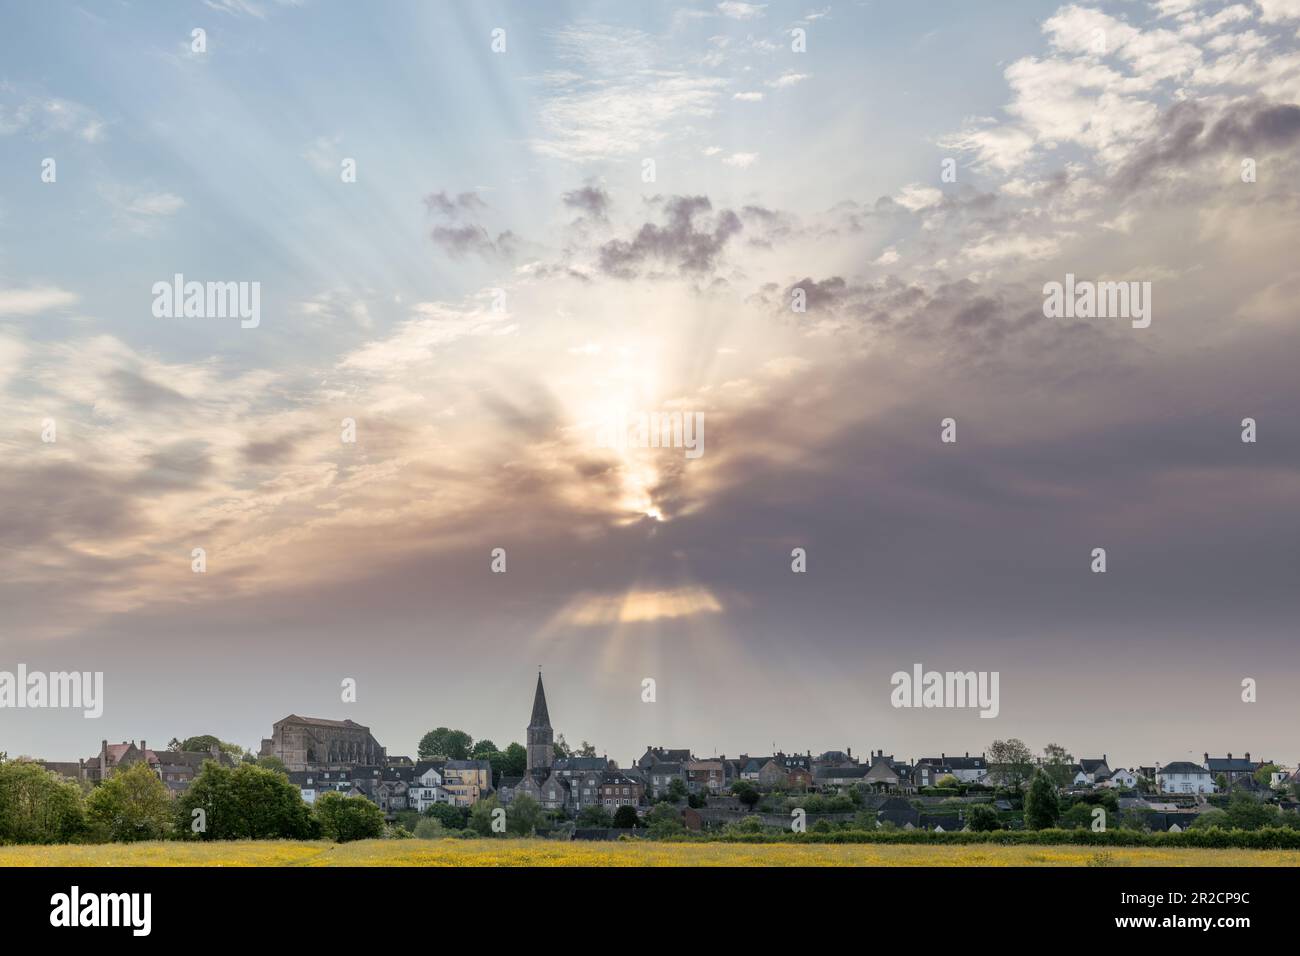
2,839 -> 1299,867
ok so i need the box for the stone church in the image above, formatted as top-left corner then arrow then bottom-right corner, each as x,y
259,714 -> 386,771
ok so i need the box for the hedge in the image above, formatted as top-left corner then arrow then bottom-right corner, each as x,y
672,827 -> 1300,849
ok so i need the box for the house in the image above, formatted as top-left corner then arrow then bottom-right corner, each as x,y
636,747 -> 693,771
1157,761 -> 1215,794
914,752 -> 988,787
553,756 -> 614,810
1074,756 -> 1111,786
815,765 -> 871,788
877,797 -> 920,829
1204,753 -> 1265,787
599,770 -> 645,809
645,762 -> 685,799
864,751 -> 914,792
441,759 -> 493,806
408,761 -> 451,812
1104,768 -> 1139,789
686,759 -> 726,794
739,756 -> 774,782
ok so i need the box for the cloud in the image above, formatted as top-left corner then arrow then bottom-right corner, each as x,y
0,84 -> 106,142
562,183 -> 612,219
733,91 -> 765,101
721,151 -> 759,168
0,286 -> 79,315
768,71 -> 811,88
598,195 -> 743,277
717,2 -> 767,20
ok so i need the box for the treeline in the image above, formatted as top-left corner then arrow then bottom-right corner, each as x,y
0,758 -> 386,845
701,828 -> 1300,849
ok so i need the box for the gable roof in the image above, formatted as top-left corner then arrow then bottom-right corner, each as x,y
1159,761 -> 1208,774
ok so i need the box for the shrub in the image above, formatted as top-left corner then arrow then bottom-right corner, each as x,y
315,791 -> 385,843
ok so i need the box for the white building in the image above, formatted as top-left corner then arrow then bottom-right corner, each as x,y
1156,761 -> 1215,794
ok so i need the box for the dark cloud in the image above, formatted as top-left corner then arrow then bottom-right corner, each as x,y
109,368 -> 188,409
598,195 -> 742,277
423,190 -> 489,218
562,183 -> 611,219
242,434 -> 301,466
1114,98 -> 1300,191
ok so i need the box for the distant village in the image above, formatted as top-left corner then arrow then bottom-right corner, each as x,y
34,673 -> 1300,836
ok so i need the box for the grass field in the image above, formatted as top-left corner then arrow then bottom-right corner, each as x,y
3,839 -> 1299,867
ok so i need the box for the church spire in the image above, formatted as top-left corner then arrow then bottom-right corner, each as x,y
529,670 -> 551,728
526,670 -> 554,774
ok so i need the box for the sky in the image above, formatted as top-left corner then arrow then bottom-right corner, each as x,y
2,0 -> 1299,770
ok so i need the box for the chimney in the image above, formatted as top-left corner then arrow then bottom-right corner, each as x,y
1245,752 -> 1251,762
1102,754 -> 1106,763
941,753 -> 945,760
1228,753 -> 1233,760
141,739 -> 147,753
1204,753 -> 1210,765
965,752 -> 969,758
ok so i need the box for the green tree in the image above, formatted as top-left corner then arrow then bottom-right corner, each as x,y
497,743 -> 527,779
1042,743 -> 1075,787
965,803 -> 1002,832
468,796 -> 503,836
506,794 -> 544,836
85,761 -> 172,842
315,791 -> 384,842
644,802 -> 681,836
1224,792 -> 1278,831
471,739 -> 498,758
418,728 -> 473,761
1255,763 -> 1279,788
576,804 -> 613,827
255,755 -> 287,775
613,805 -> 641,828
413,817 -> 445,839
179,736 -> 245,759
731,780 -> 760,810
666,778 -> 688,804
175,762 -> 316,840
1190,808 -> 1229,830
576,741 -> 598,757
936,774 -> 961,789
424,802 -> 468,829
0,760 -> 85,844
552,735 -> 573,759
988,739 -> 1035,791
1024,770 -> 1061,829
1215,772 -> 1229,792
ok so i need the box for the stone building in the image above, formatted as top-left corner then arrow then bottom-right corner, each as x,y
259,715 -> 386,771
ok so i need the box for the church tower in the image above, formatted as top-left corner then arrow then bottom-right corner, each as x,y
526,671 -> 554,774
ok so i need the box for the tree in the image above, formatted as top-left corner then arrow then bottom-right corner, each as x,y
469,796 -> 503,836
418,728 -> 473,761
612,805 -> 640,828
988,739 -> 1034,791
553,735 -> 573,759
1224,792 -> 1278,831
966,803 -> 1002,832
255,755 -> 287,775
644,802 -> 681,836
1215,772 -> 1229,792
471,739 -> 498,758
576,741 -> 598,758
936,774 -> 961,789
424,802 -> 468,829
179,736 -> 244,759
666,778 -> 688,804
507,794 -> 544,836
1190,808 -> 1229,830
175,762 -> 316,840
0,760 -> 85,844
1024,770 -> 1061,829
85,762 -> 172,842
1255,763 -> 1279,788
731,780 -> 760,810
576,804 -> 613,828
1042,743 -> 1075,787
498,743 -> 527,778
315,791 -> 384,842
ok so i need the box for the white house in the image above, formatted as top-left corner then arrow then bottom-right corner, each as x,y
1156,761 -> 1215,794
1104,768 -> 1138,789
408,762 -> 452,813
